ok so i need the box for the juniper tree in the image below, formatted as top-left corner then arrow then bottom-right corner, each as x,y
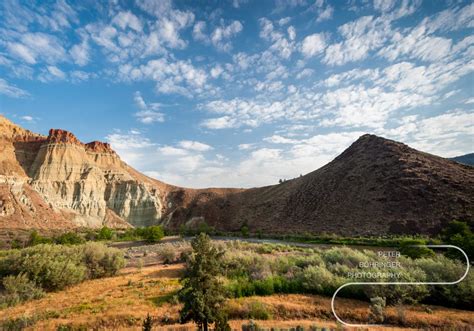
178,233 -> 228,331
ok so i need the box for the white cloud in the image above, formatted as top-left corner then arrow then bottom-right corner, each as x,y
316,5 -> 334,22
287,26 -> 296,40
159,146 -> 189,156
323,15 -> 391,65
70,38 -> 90,66
119,59 -> 208,97
7,43 -> 36,64
47,65 -> 66,79
378,24 -> 453,62
70,70 -> 92,82
264,135 -> 298,144
8,33 -> 66,65
211,20 -> 243,51
238,143 -> 255,150
296,68 -> 314,79
201,116 -> 237,129
21,115 -> 34,121
382,110 -> 474,157
193,21 -> 208,41
373,0 -> 396,13
278,17 -> 291,26
300,33 -> 327,57
423,3 -> 474,33
133,91 -> 165,124
106,130 -> 155,164
179,140 -> 213,152
112,11 -> 142,32
38,65 -> 67,82
0,78 -> 29,98
210,65 -> 224,78
464,97 -> 474,104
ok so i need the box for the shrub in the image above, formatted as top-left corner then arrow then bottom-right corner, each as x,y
142,313 -> 153,331
81,242 -> 125,278
97,227 -> 114,241
441,220 -> 474,261
0,314 -> 39,330
369,297 -> 386,323
156,244 -> 177,264
0,273 -> 45,307
323,246 -> 369,267
241,225 -> 249,238
0,243 -> 124,294
399,239 -> 434,259
300,265 -> 338,295
241,320 -> 261,331
0,244 -> 86,291
55,232 -> 85,245
247,301 -> 272,320
28,230 -> 51,246
143,226 -> 165,243
226,300 -> 272,320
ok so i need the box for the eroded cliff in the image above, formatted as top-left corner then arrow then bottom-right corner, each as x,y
0,116 -> 167,228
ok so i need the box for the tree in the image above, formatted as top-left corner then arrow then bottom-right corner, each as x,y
369,297 -> 386,323
28,230 -> 51,246
142,313 -> 153,331
144,225 -> 164,243
178,233 -> 229,331
442,220 -> 474,260
241,224 -> 249,237
399,239 -> 434,259
97,226 -> 114,241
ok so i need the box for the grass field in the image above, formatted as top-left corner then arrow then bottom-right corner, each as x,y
1,239 -> 473,330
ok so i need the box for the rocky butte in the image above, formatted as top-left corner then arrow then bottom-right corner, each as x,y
0,115 -> 473,236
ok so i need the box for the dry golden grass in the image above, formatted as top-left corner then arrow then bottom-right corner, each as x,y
0,264 -> 472,330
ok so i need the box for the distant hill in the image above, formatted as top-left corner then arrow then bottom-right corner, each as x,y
1,115 -> 473,236
450,153 -> 474,166
169,135 -> 474,236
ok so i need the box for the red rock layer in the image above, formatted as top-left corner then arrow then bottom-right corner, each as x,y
85,141 -> 115,154
47,129 -> 82,145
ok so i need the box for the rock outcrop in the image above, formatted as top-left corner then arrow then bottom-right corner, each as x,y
0,115 -> 170,228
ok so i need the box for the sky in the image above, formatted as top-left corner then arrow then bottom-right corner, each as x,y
0,0 -> 473,188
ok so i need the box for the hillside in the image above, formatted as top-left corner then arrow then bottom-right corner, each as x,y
167,135 -> 474,236
450,153 -> 474,166
1,116 -> 473,235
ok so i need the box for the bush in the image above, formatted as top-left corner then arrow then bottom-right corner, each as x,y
300,265 -> 338,295
247,301 -> 272,320
142,313 -> 153,331
81,242 -> 125,278
28,230 -> 52,246
156,244 -> 177,264
55,232 -> 85,245
226,300 -> 272,320
0,273 -> 45,307
241,225 -> 249,238
369,297 -> 386,323
399,239 -> 435,259
0,243 -> 124,295
442,220 -> 474,261
0,244 -> 86,291
143,226 -> 164,243
97,227 -> 114,241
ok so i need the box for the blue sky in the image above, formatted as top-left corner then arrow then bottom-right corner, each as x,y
0,0 -> 473,188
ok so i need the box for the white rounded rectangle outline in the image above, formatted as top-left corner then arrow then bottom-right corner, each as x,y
330,245 -> 471,327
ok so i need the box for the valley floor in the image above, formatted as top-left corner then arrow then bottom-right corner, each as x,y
1,263 -> 472,330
